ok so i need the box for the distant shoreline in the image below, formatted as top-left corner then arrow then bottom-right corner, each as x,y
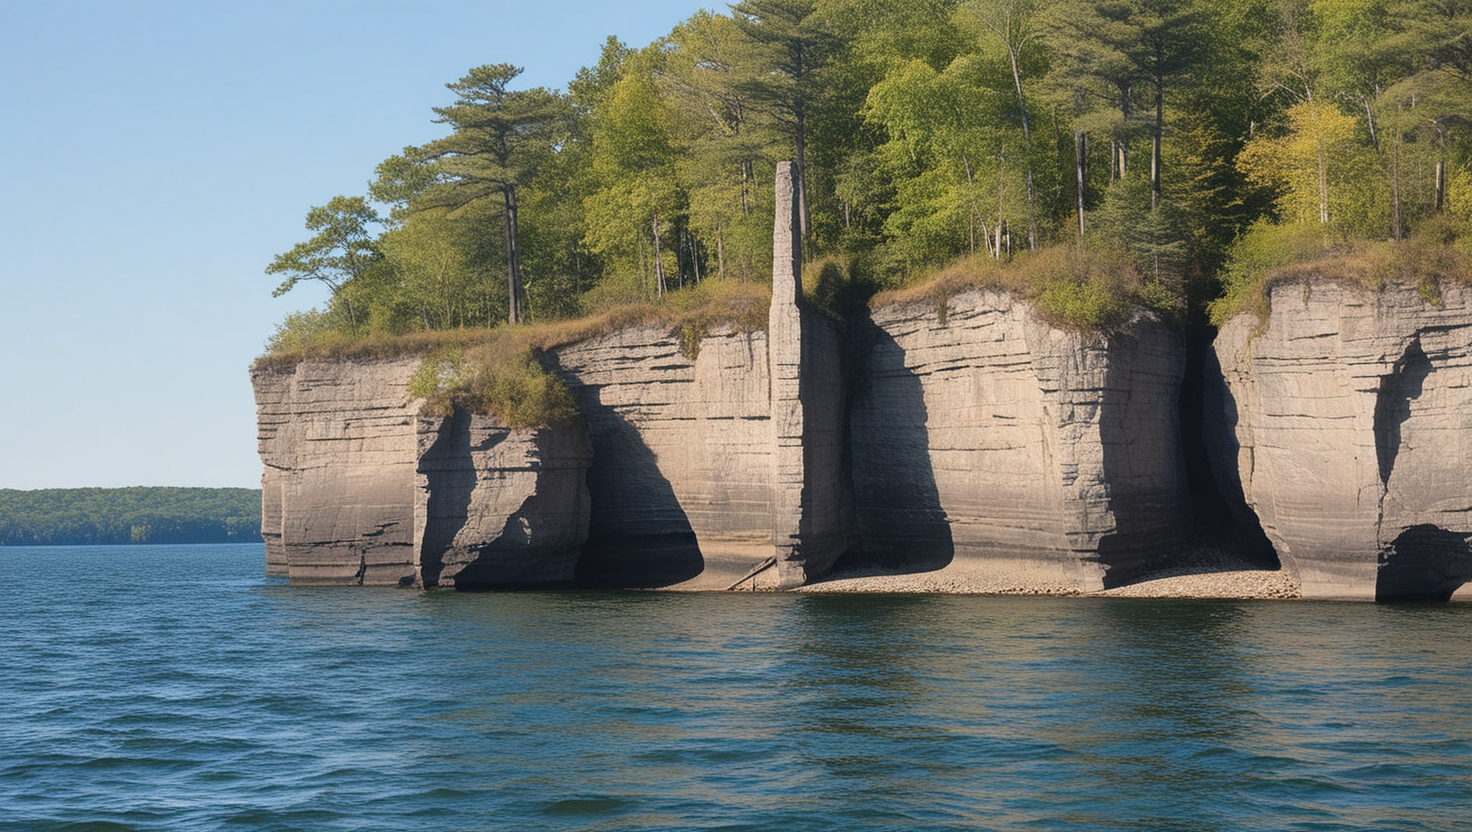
0,487 -> 262,547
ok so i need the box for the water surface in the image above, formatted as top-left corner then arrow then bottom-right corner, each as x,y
2,545 -> 1469,830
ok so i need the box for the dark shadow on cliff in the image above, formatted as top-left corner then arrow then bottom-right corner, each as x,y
1375,338 -> 1432,486
562,387 -> 703,589
1094,324 -> 1192,588
417,407 -> 482,588
1376,524 -> 1472,602
1197,329 -> 1280,570
833,313 -> 953,575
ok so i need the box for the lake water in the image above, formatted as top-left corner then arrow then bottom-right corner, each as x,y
1,544 -> 1469,831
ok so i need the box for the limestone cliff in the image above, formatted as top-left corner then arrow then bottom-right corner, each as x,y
549,325 -> 779,589
852,289 -> 1189,592
254,358 -> 589,587
415,409 -> 591,588
1207,280 -> 1472,601
255,358 -> 422,586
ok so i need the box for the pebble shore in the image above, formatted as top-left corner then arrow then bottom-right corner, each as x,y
799,545 -> 1301,600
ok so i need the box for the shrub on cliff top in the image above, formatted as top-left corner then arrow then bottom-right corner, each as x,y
1207,217 -> 1472,327
408,345 -> 578,428
870,244 -> 1172,332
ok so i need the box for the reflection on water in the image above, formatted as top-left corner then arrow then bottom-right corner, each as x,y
1,546 -> 1470,830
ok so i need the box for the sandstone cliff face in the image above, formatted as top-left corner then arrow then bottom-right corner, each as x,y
767,160 -> 853,588
1208,280 -> 1472,601
852,289 -> 1189,592
253,358 -> 590,587
255,358 -> 422,586
415,409 -> 591,588
550,325 -> 779,589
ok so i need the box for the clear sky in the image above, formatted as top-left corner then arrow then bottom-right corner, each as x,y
0,0 -> 712,490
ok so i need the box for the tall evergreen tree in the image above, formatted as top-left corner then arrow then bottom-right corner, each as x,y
421,64 -> 573,324
731,0 -> 843,242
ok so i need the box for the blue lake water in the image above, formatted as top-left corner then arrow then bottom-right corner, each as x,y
1,544 -> 1470,831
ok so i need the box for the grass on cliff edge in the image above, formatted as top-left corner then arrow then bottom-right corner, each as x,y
869,244 -> 1180,332
254,279 -> 771,429
1207,216 -> 1472,327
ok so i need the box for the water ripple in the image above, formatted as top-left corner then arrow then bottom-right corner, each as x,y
2,546 -> 1471,830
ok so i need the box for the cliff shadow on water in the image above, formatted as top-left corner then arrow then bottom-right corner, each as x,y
568,388 -> 703,589
840,313 -> 954,574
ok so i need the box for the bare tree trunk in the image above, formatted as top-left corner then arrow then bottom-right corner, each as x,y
741,161 -> 752,215
1435,124 -> 1448,213
1362,95 -> 1379,151
1005,41 -> 1038,250
717,224 -> 727,279
962,152 -> 982,255
796,109 -> 810,242
503,184 -> 524,324
1115,84 -> 1131,180
1151,63 -> 1164,210
996,143 -> 1006,259
1076,128 -> 1087,238
1435,158 -> 1447,213
1392,126 -> 1404,241
652,212 -> 667,298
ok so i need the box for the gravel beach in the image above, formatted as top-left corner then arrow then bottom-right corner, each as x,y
798,545 -> 1301,600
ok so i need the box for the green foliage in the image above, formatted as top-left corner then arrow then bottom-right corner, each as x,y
264,0 -> 1472,347
874,242 -> 1162,331
1209,215 -> 1472,325
0,488 -> 262,546
267,196 -> 383,334
1208,220 -> 1338,325
411,346 -> 578,429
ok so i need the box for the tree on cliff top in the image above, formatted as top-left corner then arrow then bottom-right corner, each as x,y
419,64 -> 574,325
267,195 -> 382,335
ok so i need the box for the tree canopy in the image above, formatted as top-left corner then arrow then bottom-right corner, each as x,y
265,0 -> 1472,345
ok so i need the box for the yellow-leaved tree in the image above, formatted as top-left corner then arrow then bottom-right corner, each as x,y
1237,100 -> 1384,234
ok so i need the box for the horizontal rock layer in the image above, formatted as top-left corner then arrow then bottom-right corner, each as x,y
254,358 -> 588,587
1208,280 -> 1472,601
852,289 -> 1190,592
550,325 -> 779,589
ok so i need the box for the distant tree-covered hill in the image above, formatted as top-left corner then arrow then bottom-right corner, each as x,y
0,487 -> 262,546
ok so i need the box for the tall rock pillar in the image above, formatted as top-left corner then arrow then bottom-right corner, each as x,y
769,161 -> 852,587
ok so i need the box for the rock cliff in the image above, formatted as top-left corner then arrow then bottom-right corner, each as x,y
549,325 -> 779,589
1208,280 -> 1472,601
255,358 -> 422,586
253,358 -> 589,587
852,289 -> 1189,592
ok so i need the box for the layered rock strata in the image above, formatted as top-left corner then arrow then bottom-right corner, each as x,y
549,325 -> 779,589
253,358 -> 589,587
255,358 -> 422,586
415,409 -> 591,588
1207,280 -> 1472,601
851,291 -> 1189,592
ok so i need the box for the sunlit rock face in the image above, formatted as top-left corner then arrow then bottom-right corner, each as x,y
1207,280 -> 1472,601
252,358 -> 590,588
852,288 -> 1190,593
548,325 -> 780,590
254,358 -> 422,586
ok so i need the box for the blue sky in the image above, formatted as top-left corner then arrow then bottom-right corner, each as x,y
0,0 -> 712,489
